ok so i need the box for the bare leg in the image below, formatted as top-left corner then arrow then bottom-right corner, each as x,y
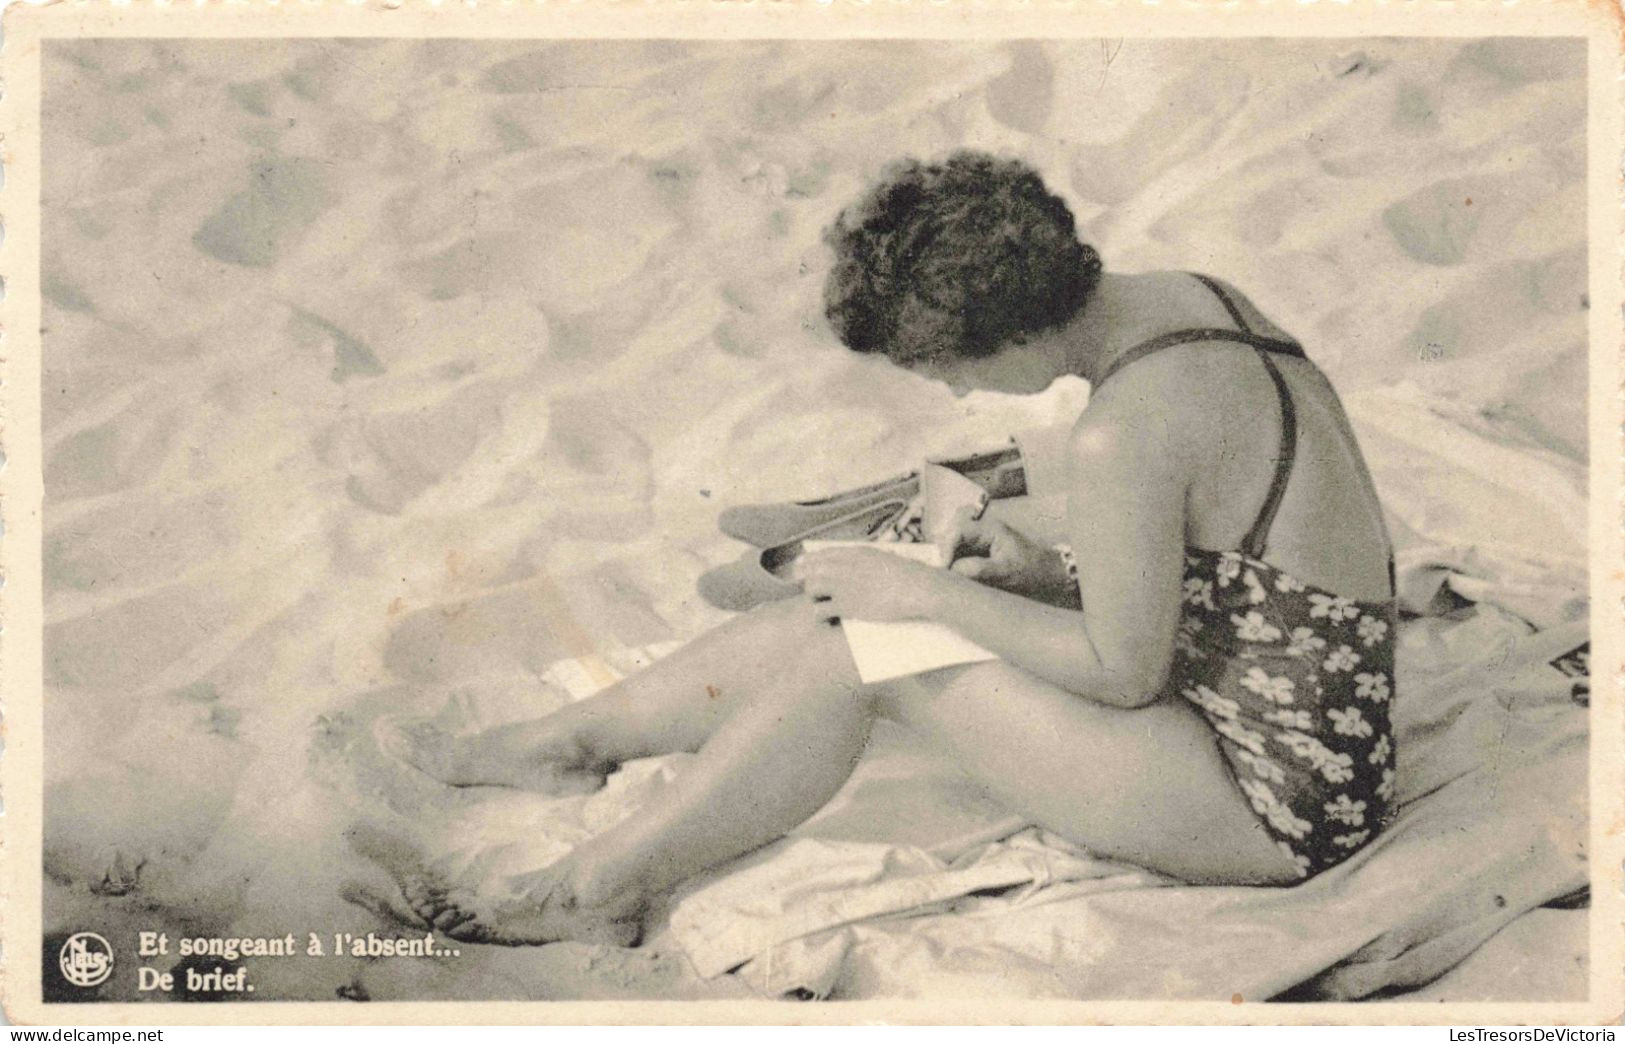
562,602 -> 869,907
563,656 -> 1299,912
442,611 -> 1301,944
410,600 -> 870,943
875,662 -> 1303,885
380,599 -> 823,791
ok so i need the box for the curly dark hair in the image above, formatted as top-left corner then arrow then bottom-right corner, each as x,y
823,151 -> 1102,363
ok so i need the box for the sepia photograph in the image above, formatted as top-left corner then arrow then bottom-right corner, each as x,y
3,2 -> 1620,1024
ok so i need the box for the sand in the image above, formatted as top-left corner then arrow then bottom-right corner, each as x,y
38,37 -> 1586,1001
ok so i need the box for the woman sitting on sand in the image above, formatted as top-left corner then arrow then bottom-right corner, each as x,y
382,151 -> 1398,945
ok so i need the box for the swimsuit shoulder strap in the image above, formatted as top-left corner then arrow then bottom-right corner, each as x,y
1099,277 -> 1306,387
1097,327 -> 1305,385
1097,271 -> 1310,558
1186,274 -> 1302,558
1239,348 -> 1298,560
1191,271 -> 1308,358
1096,329 -> 1300,559
1190,273 -> 1252,332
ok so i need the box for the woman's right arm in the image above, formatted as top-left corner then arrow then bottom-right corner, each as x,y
946,514 -> 1081,610
931,374 -> 1195,707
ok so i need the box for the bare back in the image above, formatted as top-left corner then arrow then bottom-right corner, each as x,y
1090,272 -> 1392,603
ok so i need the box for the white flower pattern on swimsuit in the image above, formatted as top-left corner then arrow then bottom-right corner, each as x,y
1357,614 -> 1389,647
1324,794 -> 1367,826
1276,841 -> 1313,878
1214,717 -> 1269,757
1276,729 -> 1356,784
1275,571 -> 1307,593
1263,707 -> 1314,730
1320,755 -> 1356,784
1309,592 -> 1357,622
1328,705 -> 1374,738
1267,801 -> 1314,840
1275,729 -> 1321,763
1236,748 -> 1286,785
1185,684 -> 1240,719
1354,671 -> 1391,703
1286,626 -> 1327,657
1323,644 -> 1360,673
1239,778 -> 1275,814
1174,547 -> 1395,877
1239,779 -> 1312,840
1231,611 -> 1283,643
1240,666 -> 1295,704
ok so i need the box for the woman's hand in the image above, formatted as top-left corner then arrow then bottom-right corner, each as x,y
798,547 -> 950,623
946,509 -> 1078,608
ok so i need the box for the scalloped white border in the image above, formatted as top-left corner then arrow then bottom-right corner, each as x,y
0,0 -> 1619,1026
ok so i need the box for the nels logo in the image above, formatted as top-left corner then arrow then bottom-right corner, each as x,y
59,932 -> 114,988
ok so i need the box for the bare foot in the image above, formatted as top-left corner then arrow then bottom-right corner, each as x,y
375,715 -> 612,796
343,821 -> 645,948
91,845 -> 146,896
402,860 -> 644,948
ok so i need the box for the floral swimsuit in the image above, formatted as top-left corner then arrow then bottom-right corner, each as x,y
1104,276 -> 1399,879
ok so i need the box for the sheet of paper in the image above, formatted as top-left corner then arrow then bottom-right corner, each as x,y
801,540 -> 999,683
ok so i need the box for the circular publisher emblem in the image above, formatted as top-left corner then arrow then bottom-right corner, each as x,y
59,932 -> 114,988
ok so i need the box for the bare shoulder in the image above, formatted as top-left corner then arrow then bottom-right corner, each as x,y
1070,346 -> 1234,469
1079,341 -> 1267,471
1083,343 -> 1243,419
1185,272 -> 1302,344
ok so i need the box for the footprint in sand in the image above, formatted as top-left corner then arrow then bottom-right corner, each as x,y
1069,65 -> 1253,208
331,379 -> 509,515
192,155 -> 333,269
46,408 -> 183,503
43,729 -> 244,900
1447,38 -> 1583,88
45,493 -> 240,595
1381,175 -> 1517,267
986,41 -> 1052,137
